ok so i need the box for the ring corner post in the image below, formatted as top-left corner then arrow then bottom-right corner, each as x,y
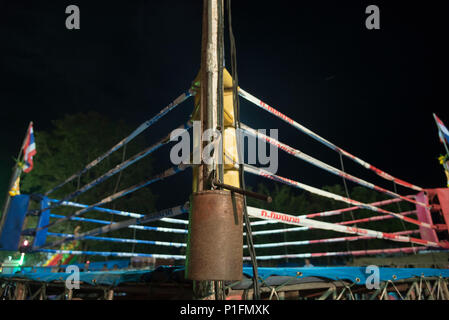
0,194 -> 30,252
32,195 -> 51,249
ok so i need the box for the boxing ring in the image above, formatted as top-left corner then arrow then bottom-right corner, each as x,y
1,80 -> 449,300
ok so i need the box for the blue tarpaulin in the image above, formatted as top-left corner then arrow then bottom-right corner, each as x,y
243,266 -> 449,283
0,270 -> 148,286
1,266 -> 449,287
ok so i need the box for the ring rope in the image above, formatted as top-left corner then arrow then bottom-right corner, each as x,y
243,245 -> 431,261
339,210 -> 416,226
48,213 -> 188,233
247,209 -> 416,228
38,249 -> 186,260
36,163 -> 189,232
129,225 -> 188,233
246,206 -> 442,248
245,208 -> 414,235
246,198 -> 413,227
48,199 -> 188,224
246,226 -> 308,236
301,197 -> 412,220
37,204 -> 188,250
243,164 -> 435,230
47,232 -> 186,248
244,230 -> 418,249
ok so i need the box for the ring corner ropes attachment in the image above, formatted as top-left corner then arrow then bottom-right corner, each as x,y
0,195 -> 30,251
185,66 -> 244,281
0,194 -> 51,252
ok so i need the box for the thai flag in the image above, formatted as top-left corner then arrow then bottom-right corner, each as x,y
434,114 -> 449,146
22,122 -> 37,173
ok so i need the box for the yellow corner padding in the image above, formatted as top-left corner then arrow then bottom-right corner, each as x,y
191,68 -> 240,190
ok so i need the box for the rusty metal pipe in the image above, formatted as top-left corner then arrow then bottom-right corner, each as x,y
186,190 -> 243,281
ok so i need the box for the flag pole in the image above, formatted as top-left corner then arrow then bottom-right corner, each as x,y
0,121 -> 32,229
433,114 -> 449,187
433,113 -> 449,155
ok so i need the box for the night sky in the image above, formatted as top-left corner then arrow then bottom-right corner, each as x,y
1,1 -> 449,206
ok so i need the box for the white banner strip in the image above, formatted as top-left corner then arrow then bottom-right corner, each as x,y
246,206 -> 442,248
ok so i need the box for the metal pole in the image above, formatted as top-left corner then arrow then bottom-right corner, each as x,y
216,0 -> 224,184
198,0 -> 219,191
193,0 -> 220,299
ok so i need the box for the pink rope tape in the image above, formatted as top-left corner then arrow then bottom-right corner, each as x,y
248,207 -> 415,228
338,210 -> 416,226
244,164 -> 435,230
243,246 -> 430,260
245,230 -> 418,249
238,88 -> 424,192
247,210 -> 417,235
249,198 -> 414,228
305,197 -> 408,219
241,124 -> 428,209
246,206 -> 445,248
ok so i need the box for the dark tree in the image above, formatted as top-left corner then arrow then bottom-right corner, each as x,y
17,112 -> 168,263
